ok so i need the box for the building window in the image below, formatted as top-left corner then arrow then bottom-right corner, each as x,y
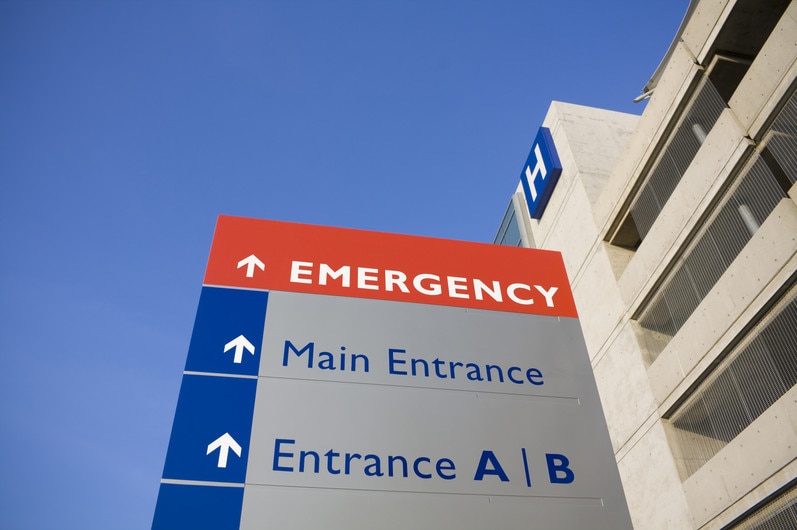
608,0 -> 791,250
666,284 -> 797,480
728,481 -> 797,529
609,77 -> 728,249
635,90 -> 797,362
494,193 -> 530,247
634,153 -> 787,360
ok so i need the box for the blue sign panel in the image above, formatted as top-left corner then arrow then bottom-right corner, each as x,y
184,287 -> 268,376
161,374 -> 257,483
520,127 -> 562,219
152,483 -> 243,530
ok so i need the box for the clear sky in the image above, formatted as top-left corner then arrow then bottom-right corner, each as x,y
0,1 -> 688,528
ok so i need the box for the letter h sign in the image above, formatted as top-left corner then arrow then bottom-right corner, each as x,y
519,127 -> 562,220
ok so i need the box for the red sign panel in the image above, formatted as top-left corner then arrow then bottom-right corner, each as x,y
203,215 -> 577,317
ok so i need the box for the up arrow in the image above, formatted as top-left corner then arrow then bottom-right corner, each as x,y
224,335 -> 255,364
207,432 -> 242,468
237,254 -> 265,278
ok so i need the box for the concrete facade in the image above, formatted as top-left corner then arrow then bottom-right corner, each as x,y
499,1 -> 797,528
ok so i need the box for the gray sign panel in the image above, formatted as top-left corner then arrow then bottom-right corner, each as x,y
240,292 -> 630,528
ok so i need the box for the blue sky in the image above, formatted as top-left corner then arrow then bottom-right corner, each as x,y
0,1 -> 687,528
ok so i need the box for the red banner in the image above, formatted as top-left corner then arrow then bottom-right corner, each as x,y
203,215 -> 578,317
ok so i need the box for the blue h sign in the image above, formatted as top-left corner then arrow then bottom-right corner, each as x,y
520,127 -> 562,219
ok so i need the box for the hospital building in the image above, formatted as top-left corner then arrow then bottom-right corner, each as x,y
495,0 -> 797,527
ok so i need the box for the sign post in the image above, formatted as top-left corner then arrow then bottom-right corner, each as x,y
153,216 -> 632,529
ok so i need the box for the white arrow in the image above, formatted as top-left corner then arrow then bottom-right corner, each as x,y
224,335 -> 255,364
207,432 -> 242,468
237,254 -> 265,278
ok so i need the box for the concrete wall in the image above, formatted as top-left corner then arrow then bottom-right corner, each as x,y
527,102 -> 695,529
729,1 -> 797,137
515,3 -> 797,527
594,41 -> 704,233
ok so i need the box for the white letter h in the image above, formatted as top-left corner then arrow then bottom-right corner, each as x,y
525,144 -> 547,201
